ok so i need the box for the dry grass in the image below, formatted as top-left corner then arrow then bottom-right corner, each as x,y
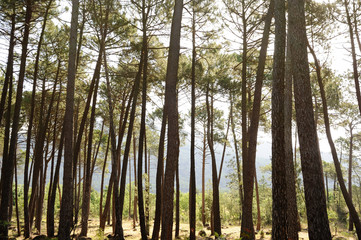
9,219 -> 357,239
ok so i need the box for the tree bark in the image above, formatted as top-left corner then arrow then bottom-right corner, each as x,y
0,1 -> 32,238
272,0 -> 287,238
189,3 -> 197,238
206,84 -> 221,237
308,42 -> 361,239
343,0 -> 361,115
151,107 -> 167,240
285,24 -> 299,240
241,1 -> 274,238
160,0 -> 183,238
288,1 -> 332,238
137,10 -> 149,237
58,0 -> 79,238
348,128 -> 354,231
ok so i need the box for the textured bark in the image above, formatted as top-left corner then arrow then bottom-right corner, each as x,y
218,116 -> 230,185
175,161 -> 180,238
151,109 -> 166,240
343,0 -> 361,115
285,26 -> 299,240
47,128 -> 64,237
117,41 -> 145,240
241,1 -> 274,238
100,136 -> 110,222
0,5 -> 15,126
58,0 -> 79,238
80,6 -> 108,234
230,95 -> 243,220
133,135 -> 138,228
288,1 -> 331,239
201,130 -> 206,227
189,3 -> 197,239
103,46 -> 122,237
308,43 -> 361,239
137,11 -> 149,237
272,0 -> 287,238
348,130 -> 354,231
206,84 -> 221,237
79,58 -> 101,237
0,1 -> 32,238
254,172 -> 261,231
160,0 -> 183,238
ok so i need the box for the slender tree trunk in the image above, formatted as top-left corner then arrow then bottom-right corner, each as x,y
161,1 -> 183,238
285,25 -> 299,240
206,84 -> 221,237
151,108 -> 167,240
230,95 -> 242,220
218,116 -> 230,186
0,5 -> 15,126
175,160 -> 180,238
272,0 -> 287,238
241,0 -> 249,235
58,0 -> 79,238
116,38 -> 145,240
24,0 -> 53,234
254,171 -> 261,231
202,130 -> 206,227
189,4 -> 197,238
80,53 -> 102,237
14,156 -> 20,237
348,128 -> 354,231
288,1 -> 332,238
308,42 -> 361,239
0,1 -> 32,238
47,128 -> 64,237
137,14 -> 149,237
103,43 -> 123,238
129,156 -> 132,219
133,135 -> 138,228
241,1 -> 274,238
344,0 -> 361,115
100,135 -> 110,222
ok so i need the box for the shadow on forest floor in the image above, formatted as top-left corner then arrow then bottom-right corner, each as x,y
8,219 -> 357,240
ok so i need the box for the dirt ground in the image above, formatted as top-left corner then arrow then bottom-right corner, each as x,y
10,219 -> 357,239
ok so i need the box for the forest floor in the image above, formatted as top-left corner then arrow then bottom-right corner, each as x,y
9,218 -> 357,239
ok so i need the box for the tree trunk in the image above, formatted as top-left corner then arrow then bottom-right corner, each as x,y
348,129 -> 354,231
0,4 -> 15,126
288,1 -> 331,238
189,3 -> 197,238
206,84 -> 221,237
58,0 -> 79,238
47,128 -> 64,237
308,42 -> 361,239
255,171 -> 261,231
80,54 -> 102,237
175,160 -> 180,238
343,0 -> 361,115
14,155 -> 20,237
161,1 -> 183,238
133,135 -> 138,228
100,135 -> 110,222
285,23 -> 299,240
241,1 -> 274,238
116,38 -> 145,240
0,1 -> 32,238
137,14 -> 149,237
272,0 -> 287,238
230,94 -> 243,221
202,130 -> 206,227
151,107 -> 167,240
